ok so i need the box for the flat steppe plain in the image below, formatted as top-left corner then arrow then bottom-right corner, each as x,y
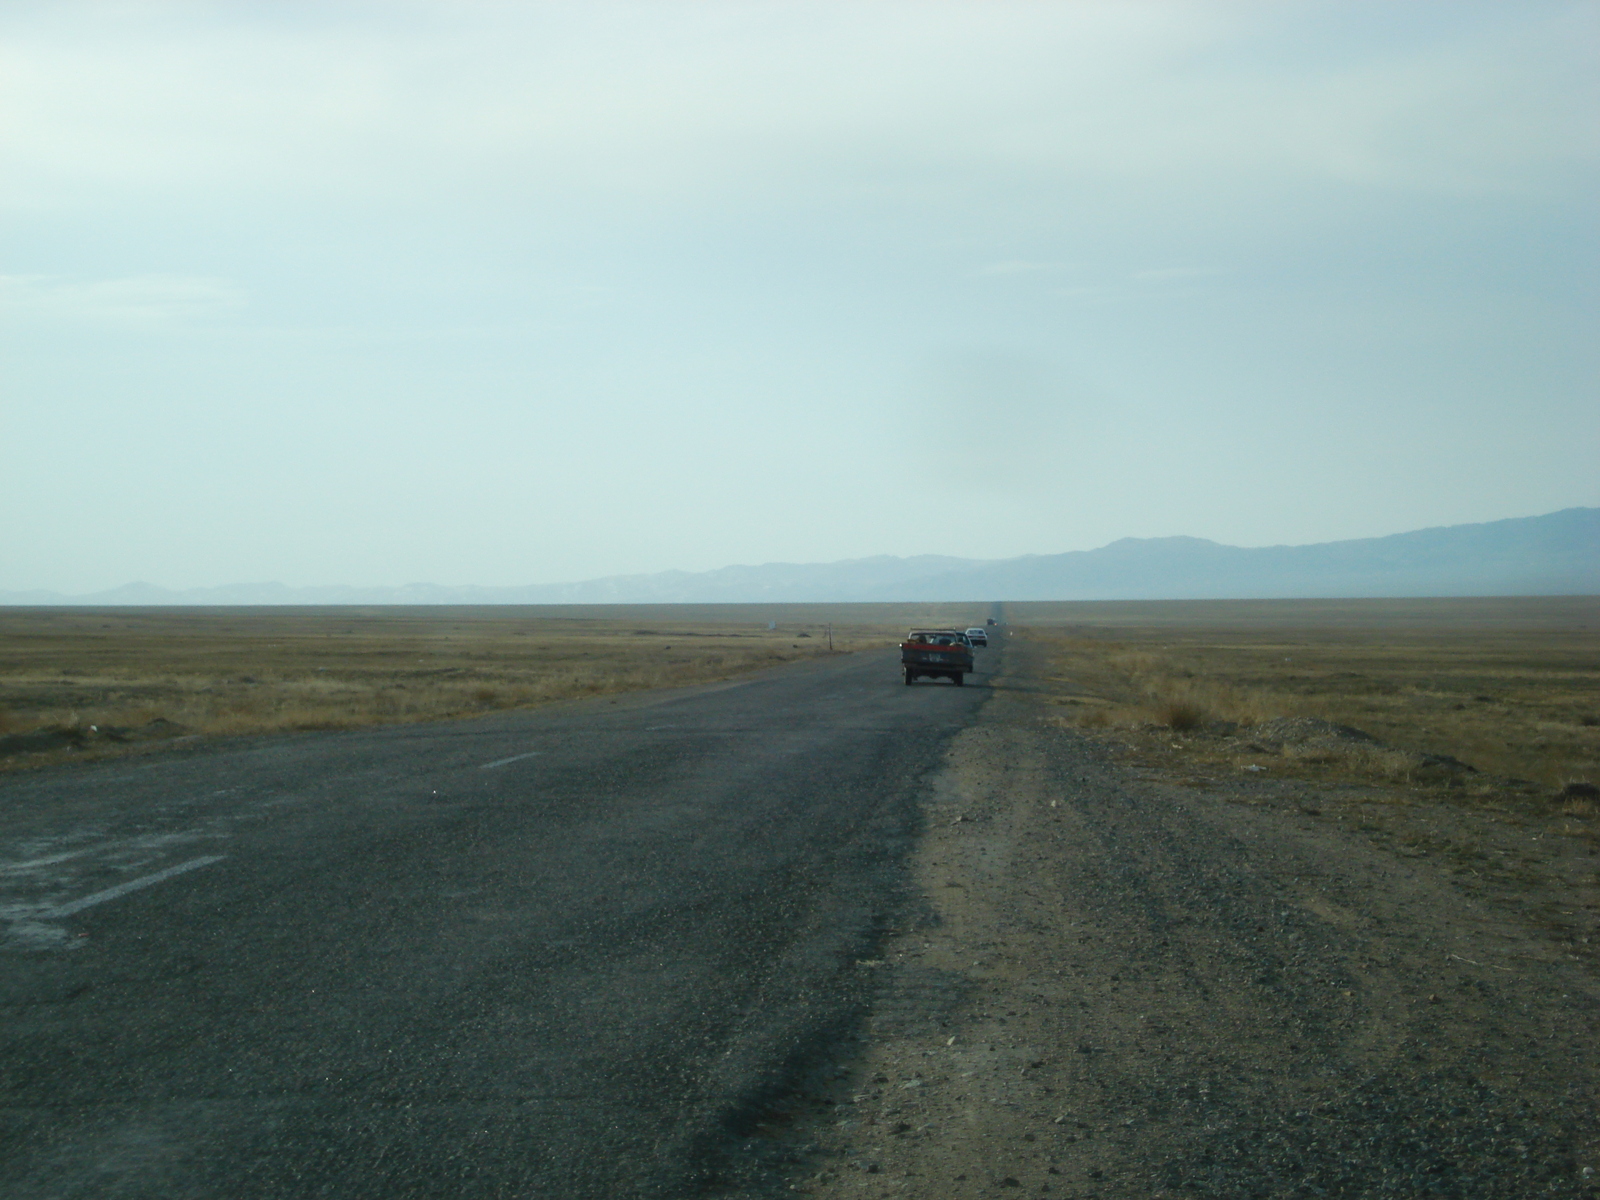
0,603 -> 985,768
2,598 -> 1596,1197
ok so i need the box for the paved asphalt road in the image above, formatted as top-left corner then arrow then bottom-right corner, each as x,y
1,641 -> 995,1198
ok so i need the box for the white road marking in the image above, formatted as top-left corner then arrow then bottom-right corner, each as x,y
47,855 -> 226,919
480,752 -> 543,769
0,849 -> 95,874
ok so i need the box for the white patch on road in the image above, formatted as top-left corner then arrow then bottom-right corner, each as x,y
0,848 -> 95,874
46,855 -> 227,919
480,752 -> 543,769
4,919 -> 71,949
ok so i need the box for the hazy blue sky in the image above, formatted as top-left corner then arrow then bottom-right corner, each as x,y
3,1 -> 1596,592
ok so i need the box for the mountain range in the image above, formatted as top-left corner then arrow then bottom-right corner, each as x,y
4,508 -> 1595,606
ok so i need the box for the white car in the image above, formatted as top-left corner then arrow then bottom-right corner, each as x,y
964,627 -> 989,647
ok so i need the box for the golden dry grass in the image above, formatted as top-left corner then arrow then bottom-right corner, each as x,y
1003,600 -> 1600,962
1012,597 -> 1600,797
0,603 -> 993,768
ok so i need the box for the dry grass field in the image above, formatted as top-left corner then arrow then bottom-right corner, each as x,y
0,603 -> 992,770
6,597 -> 1595,807
1011,596 -> 1599,805
1006,597 -> 1599,978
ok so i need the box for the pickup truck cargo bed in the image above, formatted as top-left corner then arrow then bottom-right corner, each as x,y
900,630 -> 974,686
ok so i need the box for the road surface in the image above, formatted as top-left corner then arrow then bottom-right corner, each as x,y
1,644 -> 994,1198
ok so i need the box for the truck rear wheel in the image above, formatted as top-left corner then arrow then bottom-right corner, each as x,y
954,673 -> 965,686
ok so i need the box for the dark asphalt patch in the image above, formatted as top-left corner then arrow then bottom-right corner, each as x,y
0,646 -> 996,1198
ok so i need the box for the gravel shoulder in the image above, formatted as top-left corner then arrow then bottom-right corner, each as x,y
766,635 -> 1600,1198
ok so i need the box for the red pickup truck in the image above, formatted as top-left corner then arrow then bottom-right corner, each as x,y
901,630 -> 974,686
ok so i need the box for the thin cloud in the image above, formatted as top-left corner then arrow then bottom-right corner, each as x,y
976,261 -> 1068,277
1132,267 -> 1218,282
0,274 -> 246,325
0,3 -> 1590,212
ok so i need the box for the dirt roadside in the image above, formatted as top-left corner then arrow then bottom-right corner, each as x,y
756,638 -> 1600,1198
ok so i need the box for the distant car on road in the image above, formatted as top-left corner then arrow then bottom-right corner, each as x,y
965,627 -> 989,646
